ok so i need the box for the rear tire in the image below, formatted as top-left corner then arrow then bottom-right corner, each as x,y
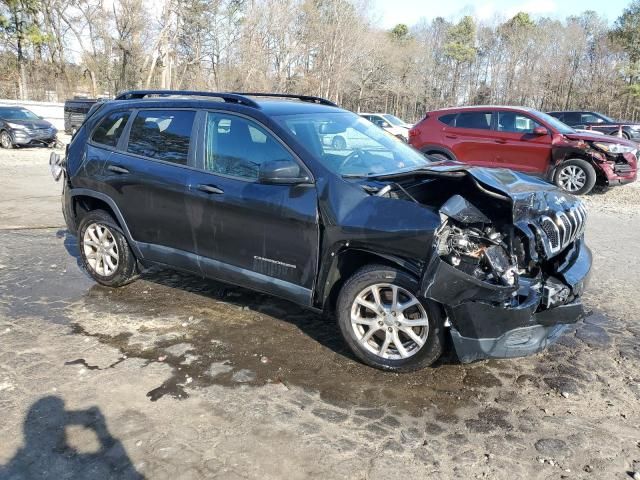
336,264 -> 445,372
0,130 -> 13,149
78,210 -> 138,287
553,159 -> 596,195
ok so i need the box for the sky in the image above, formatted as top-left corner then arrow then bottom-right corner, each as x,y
372,0 -> 631,28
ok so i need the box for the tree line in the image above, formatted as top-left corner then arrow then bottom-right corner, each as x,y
2,0 -> 640,121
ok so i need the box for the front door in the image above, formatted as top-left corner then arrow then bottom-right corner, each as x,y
491,111 -> 552,174
187,111 -> 319,304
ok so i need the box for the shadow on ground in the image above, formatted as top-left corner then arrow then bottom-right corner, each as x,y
0,396 -> 143,480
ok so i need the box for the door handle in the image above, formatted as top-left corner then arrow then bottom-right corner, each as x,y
445,134 -> 458,139
107,165 -> 130,174
494,139 -> 507,144
197,184 -> 224,195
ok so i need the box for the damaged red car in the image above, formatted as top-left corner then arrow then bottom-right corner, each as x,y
409,106 -> 638,195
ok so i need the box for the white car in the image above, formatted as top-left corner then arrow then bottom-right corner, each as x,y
360,113 -> 412,141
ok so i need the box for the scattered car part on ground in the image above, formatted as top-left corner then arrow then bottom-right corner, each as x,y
547,110 -> 640,141
52,90 -> 591,371
409,106 -> 638,195
360,113 -> 412,141
0,106 -> 58,148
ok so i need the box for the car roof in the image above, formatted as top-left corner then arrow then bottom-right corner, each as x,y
428,105 -> 539,114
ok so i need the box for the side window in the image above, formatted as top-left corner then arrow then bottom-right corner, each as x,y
204,113 -> 295,180
497,112 -> 542,134
91,111 -> 130,147
581,113 -> 604,124
127,110 -> 195,165
438,113 -> 457,126
454,111 -> 492,130
562,112 -> 581,125
371,116 -> 387,127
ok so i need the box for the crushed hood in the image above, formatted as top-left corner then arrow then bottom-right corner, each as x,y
371,162 -> 582,221
564,132 -> 637,146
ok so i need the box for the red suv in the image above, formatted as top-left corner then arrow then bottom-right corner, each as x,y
409,106 -> 638,195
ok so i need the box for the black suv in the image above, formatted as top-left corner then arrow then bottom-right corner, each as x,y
51,90 -> 592,371
547,110 -> 640,141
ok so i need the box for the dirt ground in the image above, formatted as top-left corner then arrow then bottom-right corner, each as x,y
0,142 -> 639,480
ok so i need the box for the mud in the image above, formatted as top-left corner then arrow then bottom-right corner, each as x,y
1,147 -> 639,479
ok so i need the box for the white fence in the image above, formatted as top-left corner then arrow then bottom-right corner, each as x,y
0,99 -> 65,131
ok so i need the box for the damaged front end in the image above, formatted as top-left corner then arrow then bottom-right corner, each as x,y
418,169 -> 591,363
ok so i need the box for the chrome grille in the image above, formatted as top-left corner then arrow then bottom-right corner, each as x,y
539,203 -> 587,255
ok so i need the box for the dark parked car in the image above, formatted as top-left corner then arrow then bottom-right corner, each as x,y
547,111 -> 640,141
0,106 -> 58,148
50,90 -> 591,371
409,106 -> 638,195
64,97 -> 99,134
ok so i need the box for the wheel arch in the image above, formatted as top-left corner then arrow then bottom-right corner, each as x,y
419,144 -> 456,161
70,189 -> 143,258
314,247 -> 422,313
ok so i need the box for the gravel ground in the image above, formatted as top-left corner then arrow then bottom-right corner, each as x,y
0,144 -> 639,480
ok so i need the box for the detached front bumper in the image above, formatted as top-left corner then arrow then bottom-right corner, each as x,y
597,152 -> 638,186
422,240 -> 591,363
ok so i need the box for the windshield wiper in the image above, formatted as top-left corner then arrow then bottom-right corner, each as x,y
341,173 -> 371,179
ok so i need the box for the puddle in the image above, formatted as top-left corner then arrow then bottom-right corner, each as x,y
0,229 -> 618,415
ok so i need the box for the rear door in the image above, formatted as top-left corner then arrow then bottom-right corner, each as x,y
443,111 -> 496,166
491,110 -> 552,174
186,111 -> 319,304
100,108 -> 199,269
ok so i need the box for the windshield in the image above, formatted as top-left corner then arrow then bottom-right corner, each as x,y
382,114 -> 406,126
535,111 -> 575,134
274,112 -> 430,177
0,108 -> 40,121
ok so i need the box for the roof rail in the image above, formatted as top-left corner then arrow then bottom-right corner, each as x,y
232,92 -> 338,107
114,90 -> 260,108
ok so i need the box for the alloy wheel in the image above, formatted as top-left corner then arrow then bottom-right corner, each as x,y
83,223 -> 119,276
0,131 -> 11,148
350,283 -> 429,360
557,165 -> 587,192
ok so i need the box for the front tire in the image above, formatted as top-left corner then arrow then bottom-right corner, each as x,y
78,210 -> 137,287
553,159 -> 596,195
336,265 -> 445,371
0,130 -> 13,149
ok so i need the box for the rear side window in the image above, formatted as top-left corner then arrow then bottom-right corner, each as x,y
562,112 -> 581,125
91,111 -> 130,147
438,113 -> 456,126
454,111 -> 492,130
127,110 -> 195,165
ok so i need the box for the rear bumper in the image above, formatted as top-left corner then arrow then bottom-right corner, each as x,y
422,240 -> 591,363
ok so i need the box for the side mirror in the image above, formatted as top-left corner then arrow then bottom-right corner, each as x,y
258,159 -> 310,185
533,126 -> 548,136
380,122 -> 390,128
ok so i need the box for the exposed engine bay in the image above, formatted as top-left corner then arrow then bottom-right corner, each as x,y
362,166 -> 587,313
436,220 -> 518,287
